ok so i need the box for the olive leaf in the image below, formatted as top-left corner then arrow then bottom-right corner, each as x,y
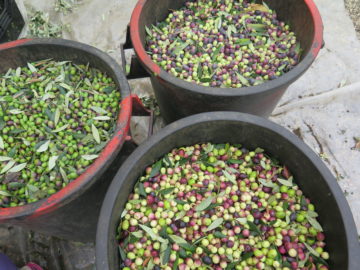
307,216 -> 323,232
162,155 -> 173,167
248,3 -> 270,12
235,38 -> 251,46
92,124 -> 101,144
227,27 -> 232,39
8,182 -> 24,189
21,138 -> 30,146
300,196 -> 308,207
158,187 -> 175,196
93,116 -> 111,121
160,240 -> 171,265
91,106 -> 108,114
228,159 -> 243,164
48,156 -> 59,171
54,108 -> 60,126
42,92 -> 55,101
226,166 -> 238,173
0,156 -> 12,162
8,109 -> 23,114
146,258 -> 155,270
26,184 -> 37,194
248,42 -> 255,53
27,63 -> 38,73
247,24 -> 267,32
222,170 -> 237,184
304,242 -> 320,257
179,243 -> 196,253
175,210 -> 186,221
8,162 -> 27,173
195,196 -> 214,212
81,154 -> 99,161
0,190 -> 11,196
152,25 -> 163,34
59,167 -> 69,183
15,67 -> 21,77
295,42 -> 302,55
310,254 -> 329,267
8,146 -> 17,157
205,218 -> 223,232
306,210 -> 318,218
203,143 -> 214,154
260,160 -> 267,169
132,231 -> 144,238
45,82 -> 53,92
282,201 -> 289,210
169,234 -> 188,245
268,195 -> 276,204
236,217 -> 248,224
64,90 -> 74,108
59,83 -> 73,91
215,16 -> 222,29
247,221 -> 262,236
285,214 -> 290,224
53,124 -> 69,133
298,252 -> 309,267
119,246 -> 126,261
173,41 -> 190,56
36,140 -> 50,153
236,73 -> 250,86
139,224 -> 167,243
278,178 -> 293,187
227,253 -> 234,262
258,179 -> 277,188
138,183 -> 146,197
121,209 -> 127,218
278,64 -> 287,71
149,160 -> 162,178
226,261 -> 240,270
0,160 -> 16,174
0,136 -> 4,149
204,203 -> 221,211
200,77 -> 212,83
145,25 -> 153,37
9,129 -> 26,135
214,231 -> 227,238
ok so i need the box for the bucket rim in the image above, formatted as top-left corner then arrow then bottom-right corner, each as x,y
129,0 -> 324,97
96,111 -> 359,269
0,38 -> 132,220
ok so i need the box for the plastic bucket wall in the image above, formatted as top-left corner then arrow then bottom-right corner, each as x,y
129,0 -> 323,123
96,112 -> 359,269
0,38 -> 132,242
0,0 -> 25,43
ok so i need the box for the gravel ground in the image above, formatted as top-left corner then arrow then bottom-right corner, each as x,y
345,0 -> 360,38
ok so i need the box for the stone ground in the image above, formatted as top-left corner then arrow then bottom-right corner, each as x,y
345,0 -> 360,38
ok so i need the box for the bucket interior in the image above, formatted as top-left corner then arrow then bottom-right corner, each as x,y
137,0 -> 315,62
0,43 -> 121,89
103,119 -> 352,269
0,41 -> 131,240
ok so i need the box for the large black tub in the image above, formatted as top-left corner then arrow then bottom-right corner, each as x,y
96,112 -> 359,269
124,0 -> 324,122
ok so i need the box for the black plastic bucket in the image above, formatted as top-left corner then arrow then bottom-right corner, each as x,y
96,112 -> 359,269
0,38 -> 133,242
0,0 -> 25,43
123,0 -> 324,123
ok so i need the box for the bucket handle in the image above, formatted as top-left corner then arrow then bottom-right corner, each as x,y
120,25 -> 150,79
